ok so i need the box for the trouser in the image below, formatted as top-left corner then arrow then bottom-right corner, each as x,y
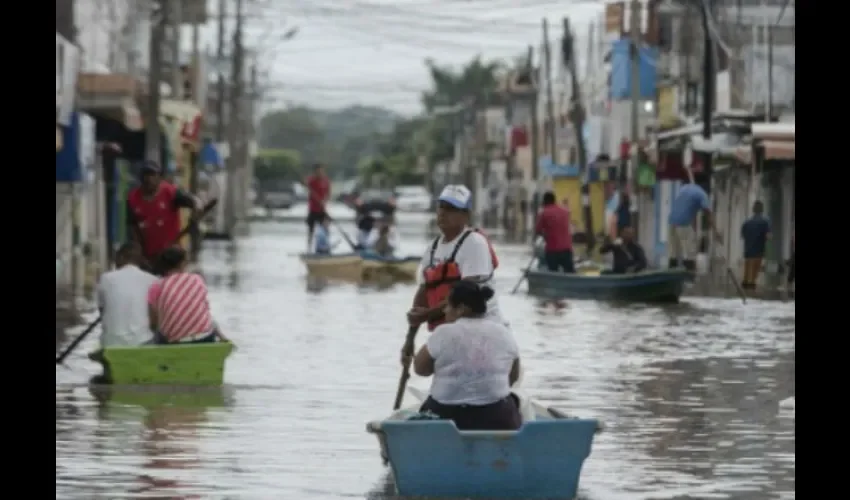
742,256 -> 764,289
420,395 -> 522,431
668,225 -> 697,272
545,249 -> 575,273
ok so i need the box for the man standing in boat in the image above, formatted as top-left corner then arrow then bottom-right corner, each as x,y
406,185 -> 505,332
127,161 -> 203,269
305,163 -> 331,250
535,191 -> 575,273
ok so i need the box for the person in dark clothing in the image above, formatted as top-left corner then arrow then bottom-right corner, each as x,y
535,191 -> 575,273
786,230 -> 795,287
600,226 -> 647,274
616,191 -> 632,233
740,201 -> 771,290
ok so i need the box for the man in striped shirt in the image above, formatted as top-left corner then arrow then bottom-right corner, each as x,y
147,246 -> 225,344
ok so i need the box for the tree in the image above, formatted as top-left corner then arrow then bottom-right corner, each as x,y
254,149 -> 301,190
422,57 -> 504,165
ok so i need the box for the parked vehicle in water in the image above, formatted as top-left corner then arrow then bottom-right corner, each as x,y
394,185 -> 432,212
258,183 -> 296,209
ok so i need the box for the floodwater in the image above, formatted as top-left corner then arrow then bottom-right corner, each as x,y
56,218 -> 795,500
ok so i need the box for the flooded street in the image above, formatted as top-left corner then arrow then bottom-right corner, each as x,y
56,219 -> 795,500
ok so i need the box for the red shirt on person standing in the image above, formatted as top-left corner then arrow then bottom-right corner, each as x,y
127,161 -> 199,261
305,166 -> 330,214
535,202 -> 573,252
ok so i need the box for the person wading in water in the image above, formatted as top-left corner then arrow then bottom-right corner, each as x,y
127,161 -> 203,271
740,200 -> 771,290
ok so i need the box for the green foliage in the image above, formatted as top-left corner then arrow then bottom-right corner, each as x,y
257,105 -> 401,179
254,149 -> 301,189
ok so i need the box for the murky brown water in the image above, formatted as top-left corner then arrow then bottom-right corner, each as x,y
56,220 -> 795,500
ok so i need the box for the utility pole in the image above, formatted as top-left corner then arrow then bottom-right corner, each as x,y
215,0 -> 227,143
562,17 -> 595,254
542,19 -> 557,163
170,0 -> 182,100
226,0 -> 245,233
189,12 -> 202,262
766,24 -> 773,121
145,0 -> 168,163
527,45 -> 539,238
628,0 -> 642,240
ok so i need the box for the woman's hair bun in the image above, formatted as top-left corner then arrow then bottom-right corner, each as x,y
477,285 -> 495,301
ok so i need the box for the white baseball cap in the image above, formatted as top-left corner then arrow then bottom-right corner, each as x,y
438,185 -> 472,210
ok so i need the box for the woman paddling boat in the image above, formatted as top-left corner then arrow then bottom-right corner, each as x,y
402,281 -> 522,430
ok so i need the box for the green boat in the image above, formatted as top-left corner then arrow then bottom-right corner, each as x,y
525,268 -> 690,303
96,342 -> 235,386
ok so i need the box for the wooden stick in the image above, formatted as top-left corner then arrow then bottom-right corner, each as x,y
393,326 -> 420,410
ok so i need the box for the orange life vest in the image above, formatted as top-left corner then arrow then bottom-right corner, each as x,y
422,229 -> 499,331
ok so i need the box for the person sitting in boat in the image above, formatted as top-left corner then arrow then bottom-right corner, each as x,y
407,281 -> 522,431
92,242 -> 159,357
147,246 -> 227,344
365,216 -> 400,257
313,213 -> 340,255
599,226 -> 647,274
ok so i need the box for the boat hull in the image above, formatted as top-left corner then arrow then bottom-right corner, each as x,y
99,342 -> 234,385
367,389 -> 600,499
299,253 -> 364,282
361,255 -> 419,281
300,253 -> 420,282
526,268 -> 688,303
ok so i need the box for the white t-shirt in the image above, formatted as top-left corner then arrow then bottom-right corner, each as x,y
427,317 -> 519,405
418,228 -> 506,325
96,265 -> 159,347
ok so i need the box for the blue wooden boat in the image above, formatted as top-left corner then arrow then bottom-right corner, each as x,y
525,267 -> 689,303
367,388 -> 601,499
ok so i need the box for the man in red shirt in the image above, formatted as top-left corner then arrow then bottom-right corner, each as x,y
535,191 -> 575,273
126,161 -> 202,268
305,163 -> 331,249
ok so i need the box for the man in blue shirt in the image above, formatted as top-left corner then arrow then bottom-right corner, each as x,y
740,201 -> 771,289
667,181 -> 719,272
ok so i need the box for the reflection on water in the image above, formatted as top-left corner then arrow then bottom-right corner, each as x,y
56,221 -> 794,500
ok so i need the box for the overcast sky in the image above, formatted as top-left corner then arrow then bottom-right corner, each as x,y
188,0 -> 605,116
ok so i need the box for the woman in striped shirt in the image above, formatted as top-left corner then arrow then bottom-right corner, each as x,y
147,246 -> 223,344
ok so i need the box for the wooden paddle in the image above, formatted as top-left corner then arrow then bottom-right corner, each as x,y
329,217 -> 359,251
510,253 -> 538,295
55,199 -> 218,365
393,326 -> 420,410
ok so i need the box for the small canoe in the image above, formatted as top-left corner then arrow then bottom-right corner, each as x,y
526,268 -> 689,303
367,387 -> 601,499
299,253 -> 364,282
361,253 -> 420,281
97,342 -> 234,385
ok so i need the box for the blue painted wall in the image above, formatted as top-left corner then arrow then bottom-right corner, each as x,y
609,39 -> 658,101
56,112 -> 82,183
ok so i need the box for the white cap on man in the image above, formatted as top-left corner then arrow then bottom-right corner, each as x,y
438,185 -> 473,210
